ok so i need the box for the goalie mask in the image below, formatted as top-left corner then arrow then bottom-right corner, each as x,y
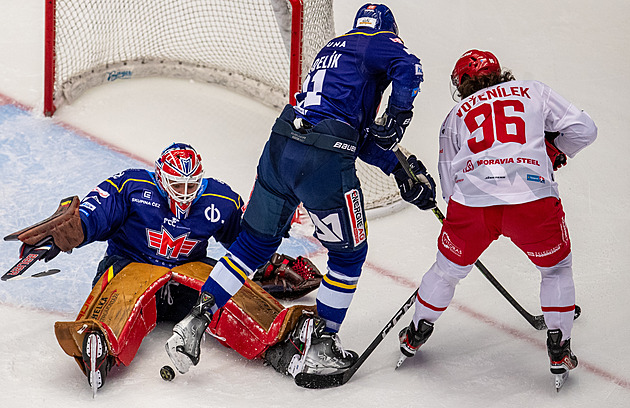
353,3 -> 398,35
155,143 -> 204,218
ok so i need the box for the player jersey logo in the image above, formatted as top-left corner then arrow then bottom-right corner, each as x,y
463,160 -> 474,173
526,174 -> 545,184
204,204 -> 222,223
146,227 -> 199,259
311,212 -> 344,243
91,186 -> 110,198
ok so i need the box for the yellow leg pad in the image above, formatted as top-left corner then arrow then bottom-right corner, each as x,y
55,263 -> 171,366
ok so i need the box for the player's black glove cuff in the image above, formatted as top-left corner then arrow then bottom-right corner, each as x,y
370,105 -> 413,151
392,155 -> 437,210
545,131 -> 567,171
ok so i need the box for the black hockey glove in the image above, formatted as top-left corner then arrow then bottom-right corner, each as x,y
545,131 -> 567,171
392,155 -> 437,210
370,105 -> 413,151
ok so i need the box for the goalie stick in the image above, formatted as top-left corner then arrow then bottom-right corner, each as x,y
294,290 -> 417,389
6,268 -> 62,281
392,147 -> 580,331
1,241 -> 56,281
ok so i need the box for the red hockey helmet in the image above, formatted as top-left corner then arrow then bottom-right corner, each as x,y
155,143 -> 204,216
451,49 -> 501,88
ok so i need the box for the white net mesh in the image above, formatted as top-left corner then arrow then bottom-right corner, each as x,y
50,0 -> 401,213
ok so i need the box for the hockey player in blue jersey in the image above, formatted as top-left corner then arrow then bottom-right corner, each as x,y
7,143 -> 323,393
166,4 -> 437,380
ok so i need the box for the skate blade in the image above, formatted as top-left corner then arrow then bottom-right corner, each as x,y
555,371 -> 569,392
89,335 -> 98,398
395,354 -> 407,370
165,333 -> 193,374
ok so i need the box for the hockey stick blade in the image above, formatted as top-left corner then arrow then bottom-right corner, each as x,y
1,245 -> 52,281
294,291 -> 417,389
529,305 -> 581,330
294,370 -> 348,389
31,268 -> 61,278
9,268 -> 62,281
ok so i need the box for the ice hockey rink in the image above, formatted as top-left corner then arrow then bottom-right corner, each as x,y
0,0 -> 628,406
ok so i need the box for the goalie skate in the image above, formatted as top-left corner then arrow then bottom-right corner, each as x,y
81,331 -> 110,397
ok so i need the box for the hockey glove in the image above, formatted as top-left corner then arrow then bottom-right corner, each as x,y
392,155 -> 437,210
545,131 -> 567,171
370,105 -> 413,151
252,253 -> 323,301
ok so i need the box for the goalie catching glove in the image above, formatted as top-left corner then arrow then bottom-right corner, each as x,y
252,253 -> 323,301
392,155 -> 437,210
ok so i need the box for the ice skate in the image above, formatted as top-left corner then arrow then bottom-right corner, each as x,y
286,316 -> 358,376
396,319 -> 433,369
547,329 -> 578,391
81,331 -> 111,397
165,292 -> 215,374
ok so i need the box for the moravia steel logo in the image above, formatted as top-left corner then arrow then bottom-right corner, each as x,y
146,227 -> 199,259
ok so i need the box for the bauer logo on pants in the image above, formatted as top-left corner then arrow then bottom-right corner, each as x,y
345,189 -> 366,247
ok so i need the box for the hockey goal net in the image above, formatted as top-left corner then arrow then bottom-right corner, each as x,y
44,0 -> 404,215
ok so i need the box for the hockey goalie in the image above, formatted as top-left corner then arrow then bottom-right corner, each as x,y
4,143 -> 323,393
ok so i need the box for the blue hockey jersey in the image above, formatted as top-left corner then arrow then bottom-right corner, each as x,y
78,168 -> 244,268
294,28 -> 423,173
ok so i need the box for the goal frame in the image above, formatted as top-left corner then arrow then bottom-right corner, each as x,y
42,0 -> 405,216
43,0 -> 307,117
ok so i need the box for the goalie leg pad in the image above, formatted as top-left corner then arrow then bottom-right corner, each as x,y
171,261 -> 317,359
56,262 -> 172,367
207,279 -> 317,359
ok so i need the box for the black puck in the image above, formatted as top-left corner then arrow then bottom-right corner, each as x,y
160,365 -> 176,381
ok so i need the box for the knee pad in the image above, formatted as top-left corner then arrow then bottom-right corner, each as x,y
537,253 -> 573,275
435,251 -> 473,286
326,244 -> 367,279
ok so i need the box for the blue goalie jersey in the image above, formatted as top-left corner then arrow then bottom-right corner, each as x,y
78,168 -> 244,268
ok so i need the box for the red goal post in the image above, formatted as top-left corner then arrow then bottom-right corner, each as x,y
44,0 -> 404,215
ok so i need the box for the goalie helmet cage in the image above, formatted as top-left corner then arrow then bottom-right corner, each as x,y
43,0 -> 404,215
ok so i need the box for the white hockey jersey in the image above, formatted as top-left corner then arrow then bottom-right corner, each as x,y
439,79 -> 597,207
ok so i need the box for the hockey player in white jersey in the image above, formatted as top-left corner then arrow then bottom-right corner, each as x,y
397,49 -> 597,390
